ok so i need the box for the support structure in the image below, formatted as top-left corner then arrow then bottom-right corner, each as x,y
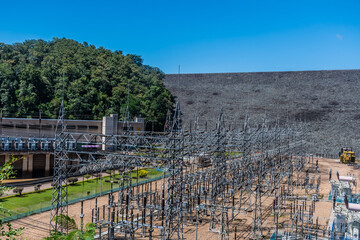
49,99 -> 311,239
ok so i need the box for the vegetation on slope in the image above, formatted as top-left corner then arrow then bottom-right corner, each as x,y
0,38 -> 174,130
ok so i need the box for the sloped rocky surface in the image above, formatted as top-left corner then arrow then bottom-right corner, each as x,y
164,70 -> 360,155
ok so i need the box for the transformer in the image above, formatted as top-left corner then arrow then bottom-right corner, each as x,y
14,138 -> 25,151
28,139 -> 38,151
41,140 -> 51,151
1,140 -> 11,151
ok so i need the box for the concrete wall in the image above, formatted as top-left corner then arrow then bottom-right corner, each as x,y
0,115 -> 145,138
117,118 -> 145,132
0,118 -> 101,138
0,153 -> 51,178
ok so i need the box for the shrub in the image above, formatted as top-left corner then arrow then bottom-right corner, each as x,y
67,177 -> 78,185
13,187 -> 24,196
139,169 -> 148,178
34,184 -> 42,192
53,214 -> 77,231
84,174 -> 91,180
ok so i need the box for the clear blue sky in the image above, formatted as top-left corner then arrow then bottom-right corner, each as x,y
0,0 -> 359,74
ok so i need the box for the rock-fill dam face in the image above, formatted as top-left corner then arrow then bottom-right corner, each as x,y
164,70 -> 360,155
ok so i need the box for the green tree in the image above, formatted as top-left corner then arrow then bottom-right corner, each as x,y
44,215 -> 95,240
53,214 -> 77,232
0,38 -> 175,129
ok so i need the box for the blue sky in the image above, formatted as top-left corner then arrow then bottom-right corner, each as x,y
0,0 -> 359,73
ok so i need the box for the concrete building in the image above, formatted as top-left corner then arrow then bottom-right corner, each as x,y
0,114 -> 145,138
0,114 -> 145,178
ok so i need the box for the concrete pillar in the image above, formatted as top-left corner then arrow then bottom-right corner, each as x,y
22,155 -> 28,177
102,114 -> 118,150
110,114 -> 118,134
45,154 -> 50,176
28,154 -> 33,178
5,154 -> 9,163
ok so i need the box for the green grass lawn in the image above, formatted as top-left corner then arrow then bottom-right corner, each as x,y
0,168 -> 164,217
225,151 -> 242,157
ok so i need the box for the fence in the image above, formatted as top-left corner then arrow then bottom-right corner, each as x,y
1,174 -> 166,223
313,153 -> 338,159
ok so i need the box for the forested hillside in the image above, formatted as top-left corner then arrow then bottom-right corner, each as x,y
0,38 -> 174,130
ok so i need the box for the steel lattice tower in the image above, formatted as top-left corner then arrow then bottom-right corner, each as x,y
165,101 -> 184,239
50,93 -> 68,234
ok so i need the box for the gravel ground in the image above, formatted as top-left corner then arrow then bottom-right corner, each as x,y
8,157 -> 357,239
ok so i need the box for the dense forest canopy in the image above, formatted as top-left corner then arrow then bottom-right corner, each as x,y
0,38 -> 174,130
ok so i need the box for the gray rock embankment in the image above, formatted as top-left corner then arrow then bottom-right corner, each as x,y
164,70 -> 360,155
